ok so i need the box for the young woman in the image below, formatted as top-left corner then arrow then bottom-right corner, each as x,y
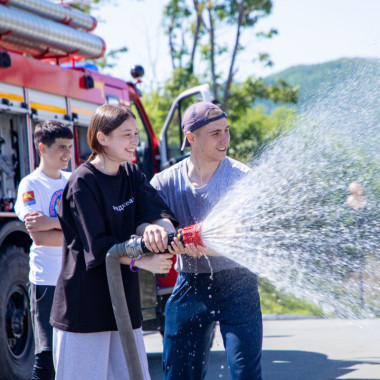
50,104 -> 177,379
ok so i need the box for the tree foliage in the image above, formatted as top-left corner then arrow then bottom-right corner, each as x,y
142,67 -> 201,136
70,0 -> 106,13
163,0 -> 298,110
228,105 -> 297,162
76,0 -> 299,160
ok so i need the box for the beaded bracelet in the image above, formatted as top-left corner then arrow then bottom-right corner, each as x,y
130,258 -> 140,272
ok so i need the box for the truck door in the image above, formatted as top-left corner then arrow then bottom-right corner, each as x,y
159,84 -> 211,170
0,109 -> 34,380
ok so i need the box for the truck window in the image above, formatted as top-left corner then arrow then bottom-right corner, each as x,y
163,94 -> 203,165
75,124 -> 92,164
106,95 -> 120,106
165,105 -> 185,160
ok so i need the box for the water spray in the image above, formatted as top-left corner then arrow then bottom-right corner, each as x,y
346,181 -> 367,307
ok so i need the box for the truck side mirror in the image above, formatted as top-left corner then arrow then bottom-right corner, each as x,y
130,65 -> 144,79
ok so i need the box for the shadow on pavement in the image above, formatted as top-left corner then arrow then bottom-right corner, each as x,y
262,350 -> 380,380
148,350 -> 380,380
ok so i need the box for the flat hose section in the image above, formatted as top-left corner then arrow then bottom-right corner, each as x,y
106,243 -> 144,380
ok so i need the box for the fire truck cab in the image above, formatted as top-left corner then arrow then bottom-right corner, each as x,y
0,1 -> 211,378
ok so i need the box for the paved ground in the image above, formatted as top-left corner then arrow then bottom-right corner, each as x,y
144,318 -> 380,380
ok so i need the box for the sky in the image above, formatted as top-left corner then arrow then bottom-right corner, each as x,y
92,0 -> 380,90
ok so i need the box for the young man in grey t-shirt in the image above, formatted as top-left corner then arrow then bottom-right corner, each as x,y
151,102 -> 263,380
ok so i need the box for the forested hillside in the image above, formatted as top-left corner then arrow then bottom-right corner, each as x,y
262,57 -> 380,112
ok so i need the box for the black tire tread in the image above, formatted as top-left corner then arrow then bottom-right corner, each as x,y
0,245 -> 33,380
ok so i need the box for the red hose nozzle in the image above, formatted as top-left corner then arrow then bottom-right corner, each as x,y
179,223 -> 204,247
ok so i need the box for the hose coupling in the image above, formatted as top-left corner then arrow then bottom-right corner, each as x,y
118,234 -> 151,260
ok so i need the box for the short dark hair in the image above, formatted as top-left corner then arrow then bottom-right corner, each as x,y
34,120 -> 73,153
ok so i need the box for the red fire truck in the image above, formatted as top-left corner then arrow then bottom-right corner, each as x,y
0,1 -> 210,378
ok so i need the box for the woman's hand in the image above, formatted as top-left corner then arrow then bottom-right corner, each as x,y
134,253 -> 174,274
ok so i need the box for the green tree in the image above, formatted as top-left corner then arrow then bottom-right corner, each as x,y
163,0 -> 297,110
228,105 -> 297,161
142,67 -> 200,136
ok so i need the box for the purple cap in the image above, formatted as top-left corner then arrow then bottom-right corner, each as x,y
181,101 -> 227,151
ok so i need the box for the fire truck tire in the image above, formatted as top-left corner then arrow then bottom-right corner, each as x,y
0,245 -> 34,380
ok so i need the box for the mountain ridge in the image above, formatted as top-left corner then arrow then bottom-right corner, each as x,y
261,57 -> 380,111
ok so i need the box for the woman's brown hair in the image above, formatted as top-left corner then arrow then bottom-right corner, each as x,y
87,104 -> 136,161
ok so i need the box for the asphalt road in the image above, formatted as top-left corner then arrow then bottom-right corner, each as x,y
144,318 -> 380,380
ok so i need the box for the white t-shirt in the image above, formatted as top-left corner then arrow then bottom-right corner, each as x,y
15,169 -> 71,285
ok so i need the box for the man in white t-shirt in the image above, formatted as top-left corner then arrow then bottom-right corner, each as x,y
15,120 -> 73,380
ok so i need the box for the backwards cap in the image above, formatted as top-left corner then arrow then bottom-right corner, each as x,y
181,101 -> 227,151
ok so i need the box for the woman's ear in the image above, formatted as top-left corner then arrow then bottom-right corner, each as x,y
96,131 -> 107,146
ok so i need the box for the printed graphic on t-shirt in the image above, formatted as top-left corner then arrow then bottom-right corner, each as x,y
113,197 -> 134,212
49,189 -> 63,217
22,191 -> 36,206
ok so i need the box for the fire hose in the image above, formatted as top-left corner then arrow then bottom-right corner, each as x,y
105,224 -> 203,379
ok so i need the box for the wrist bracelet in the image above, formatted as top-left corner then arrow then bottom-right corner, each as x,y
130,258 -> 140,272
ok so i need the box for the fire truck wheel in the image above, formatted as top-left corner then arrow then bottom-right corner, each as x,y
0,245 -> 34,380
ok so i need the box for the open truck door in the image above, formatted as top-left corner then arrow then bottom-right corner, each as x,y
159,84 -> 211,170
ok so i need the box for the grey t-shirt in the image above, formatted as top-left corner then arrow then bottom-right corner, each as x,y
151,157 -> 250,273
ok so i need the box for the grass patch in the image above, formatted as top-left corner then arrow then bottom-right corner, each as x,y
258,277 -> 323,316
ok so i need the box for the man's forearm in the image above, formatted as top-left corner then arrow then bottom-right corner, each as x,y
25,212 -> 62,232
30,230 -> 63,246
202,247 -> 220,256
136,218 -> 176,236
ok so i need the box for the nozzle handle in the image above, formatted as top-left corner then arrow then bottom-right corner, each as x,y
140,232 -> 180,253
140,232 -> 180,278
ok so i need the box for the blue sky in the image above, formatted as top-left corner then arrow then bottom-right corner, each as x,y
93,0 -> 380,89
